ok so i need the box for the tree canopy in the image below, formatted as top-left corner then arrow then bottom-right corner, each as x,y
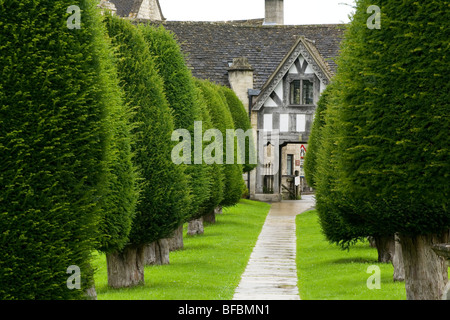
0,0 -> 129,299
104,15 -> 190,246
220,86 -> 256,173
332,0 -> 449,236
140,25 -> 212,223
195,79 -> 245,208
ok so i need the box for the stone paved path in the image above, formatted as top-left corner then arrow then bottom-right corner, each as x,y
233,196 -> 315,300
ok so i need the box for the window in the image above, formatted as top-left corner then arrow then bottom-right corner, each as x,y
263,175 -> 274,194
263,114 -> 272,131
280,114 -> 289,132
266,142 -> 272,157
289,79 -> 314,105
296,114 -> 306,132
290,80 -> 301,104
287,154 -> 294,176
302,80 -> 314,104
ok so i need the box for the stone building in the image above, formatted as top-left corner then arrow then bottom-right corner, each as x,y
99,0 -> 165,20
107,0 -> 345,201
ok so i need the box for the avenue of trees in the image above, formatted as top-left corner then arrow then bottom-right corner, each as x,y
0,1 -> 252,299
3,0 -> 447,302
305,0 -> 449,300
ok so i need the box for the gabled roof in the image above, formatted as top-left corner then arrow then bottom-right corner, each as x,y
253,36 -> 334,110
139,20 -> 345,91
111,0 -> 165,20
110,0 -> 137,17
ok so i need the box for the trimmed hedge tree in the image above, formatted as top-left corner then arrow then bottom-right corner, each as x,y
330,0 -> 449,299
307,83 -> 368,251
309,82 -> 398,263
95,29 -> 137,259
193,82 -> 225,225
304,85 -> 330,189
103,15 -> 190,288
0,0 -> 132,299
139,25 -> 212,238
195,80 -> 245,209
220,86 -> 256,173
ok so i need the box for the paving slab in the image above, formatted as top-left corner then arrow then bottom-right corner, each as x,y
233,196 -> 315,300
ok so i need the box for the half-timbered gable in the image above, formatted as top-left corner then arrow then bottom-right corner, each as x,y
250,36 -> 334,200
253,36 -> 333,143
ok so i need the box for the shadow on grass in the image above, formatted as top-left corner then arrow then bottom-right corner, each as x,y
172,243 -> 212,251
328,257 -> 378,264
95,281 -> 147,294
184,231 -> 225,240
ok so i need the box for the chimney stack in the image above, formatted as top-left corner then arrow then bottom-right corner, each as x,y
264,0 -> 284,25
228,57 -> 254,112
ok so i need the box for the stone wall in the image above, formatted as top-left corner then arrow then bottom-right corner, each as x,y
265,0 -> 284,25
137,0 -> 163,20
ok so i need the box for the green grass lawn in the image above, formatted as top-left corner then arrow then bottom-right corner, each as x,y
296,210 -> 407,300
92,199 -> 271,300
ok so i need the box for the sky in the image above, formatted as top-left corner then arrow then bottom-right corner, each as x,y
159,0 -> 356,25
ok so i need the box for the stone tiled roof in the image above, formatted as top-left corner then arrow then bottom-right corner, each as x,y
138,20 -> 346,90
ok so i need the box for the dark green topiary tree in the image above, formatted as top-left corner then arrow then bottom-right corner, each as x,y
195,80 -> 245,209
193,82 -> 225,224
139,24 -> 212,238
329,0 -> 449,299
307,82 -> 395,260
307,83 -> 368,251
95,25 -> 137,259
0,0 -> 134,299
96,95 -> 137,256
304,85 -> 330,189
220,86 -> 256,173
103,15 -> 190,287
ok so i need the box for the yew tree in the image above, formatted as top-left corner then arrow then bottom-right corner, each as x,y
195,80 -> 245,209
139,24 -> 213,238
331,0 -> 449,299
104,15 -> 190,288
220,86 -> 256,173
306,84 -> 368,251
0,0 -> 135,299
193,81 -> 225,224
306,82 -> 398,264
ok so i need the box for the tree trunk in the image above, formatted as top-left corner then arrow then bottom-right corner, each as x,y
443,282 -> 450,300
392,234 -> 405,282
203,211 -> 216,224
106,245 -> 145,288
85,286 -> 97,300
144,239 -> 170,265
167,225 -> 184,251
374,235 -> 395,263
187,218 -> 204,235
84,262 -> 97,299
367,236 -> 376,248
399,231 -> 449,300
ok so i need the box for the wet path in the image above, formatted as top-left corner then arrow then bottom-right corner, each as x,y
233,197 -> 315,300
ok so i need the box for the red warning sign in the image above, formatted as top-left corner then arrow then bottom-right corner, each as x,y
300,144 -> 307,159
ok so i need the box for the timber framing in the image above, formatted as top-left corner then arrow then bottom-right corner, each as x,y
253,36 -> 333,111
